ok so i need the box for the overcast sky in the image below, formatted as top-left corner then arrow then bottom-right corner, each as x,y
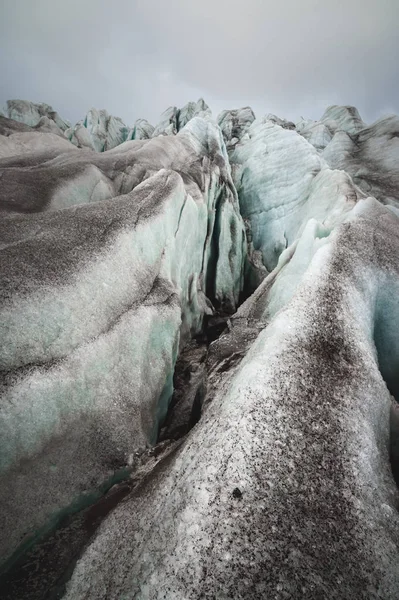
1,0 -> 398,127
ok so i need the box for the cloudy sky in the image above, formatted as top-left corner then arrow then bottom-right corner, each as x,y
1,0 -> 398,127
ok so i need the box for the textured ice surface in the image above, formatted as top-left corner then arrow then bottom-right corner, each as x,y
152,98 -> 210,137
65,108 -> 130,151
2,98 -> 399,598
0,114 -> 245,562
323,113 -> 399,207
152,106 -> 179,137
230,117 -> 363,271
177,98 -> 211,130
217,106 -> 255,150
320,104 -> 366,135
5,99 -> 70,131
296,120 -> 333,151
127,118 -> 155,140
65,199 -> 399,600
64,98 -> 211,151
0,126 -> 75,159
264,112 -> 295,130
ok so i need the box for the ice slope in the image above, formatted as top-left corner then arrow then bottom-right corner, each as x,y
320,104 -> 366,135
323,114 -> 399,207
294,105 -> 399,209
177,98 -> 211,130
0,115 -> 245,563
0,115 -> 76,159
296,119 -> 333,151
230,117 -> 364,272
127,118 -> 155,140
64,198 -> 399,600
152,99 -> 211,137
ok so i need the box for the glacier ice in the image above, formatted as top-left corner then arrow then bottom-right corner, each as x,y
177,98 -> 211,130
127,118 -> 155,140
296,119 -> 333,151
65,108 -> 130,151
64,198 -> 399,600
1,98 -> 399,599
217,106 -> 255,149
4,99 -> 70,131
62,97 -> 211,151
152,106 -> 179,137
230,116 -> 363,271
320,104 -> 366,135
0,113 -> 245,563
151,99 -> 211,137
323,113 -> 399,207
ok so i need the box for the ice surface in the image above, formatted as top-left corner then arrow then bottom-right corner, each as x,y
230,117 -> 363,271
0,114 -> 245,562
2,98 -> 399,598
65,199 -> 399,600
5,99 -> 70,131
264,113 -> 295,130
323,113 -> 399,207
217,106 -> 255,150
297,121 -> 332,151
151,99 -> 211,137
127,118 -> 155,140
320,104 -> 366,135
177,98 -> 211,130
152,106 -> 179,137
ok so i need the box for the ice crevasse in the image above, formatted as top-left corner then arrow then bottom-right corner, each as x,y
1,99 -> 399,599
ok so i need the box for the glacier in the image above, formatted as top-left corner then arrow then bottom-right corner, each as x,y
1,99 -> 399,600
0,111 -> 245,567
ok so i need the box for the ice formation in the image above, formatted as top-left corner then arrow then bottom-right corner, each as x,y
1,100 -> 399,599
0,111 -> 245,564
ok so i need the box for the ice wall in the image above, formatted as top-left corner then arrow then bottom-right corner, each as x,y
0,113 -> 245,563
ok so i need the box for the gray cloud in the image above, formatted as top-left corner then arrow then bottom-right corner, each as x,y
1,0 -> 398,127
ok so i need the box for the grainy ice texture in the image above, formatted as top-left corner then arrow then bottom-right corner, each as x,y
295,105 -> 399,209
230,117 -> 364,271
64,198 -> 399,600
0,114 -> 245,563
1,99 -> 399,600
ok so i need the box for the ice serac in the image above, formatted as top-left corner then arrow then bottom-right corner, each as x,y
320,104 -> 366,135
177,98 -> 211,130
264,112 -> 295,130
0,115 -> 245,563
151,99 -> 210,137
5,99 -> 71,132
297,106 -> 365,153
65,108 -> 131,151
152,106 -> 179,137
127,118 -> 155,140
323,113 -> 399,207
230,116 -> 363,272
217,106 -> 256,149
296,118 -> 333,151
64,198 -> 399,600
297,105 -> 399,208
